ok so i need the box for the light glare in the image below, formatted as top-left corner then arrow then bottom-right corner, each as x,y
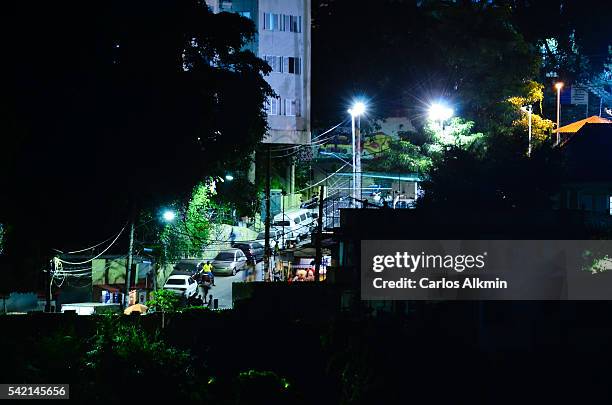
428,103 -> 454,121
162,210 -> 176,222
349,101 -> 366,117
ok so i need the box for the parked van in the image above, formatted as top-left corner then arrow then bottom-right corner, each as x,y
272,209 -> 315,241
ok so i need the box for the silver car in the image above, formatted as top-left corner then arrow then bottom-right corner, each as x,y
211,248 -> 247,276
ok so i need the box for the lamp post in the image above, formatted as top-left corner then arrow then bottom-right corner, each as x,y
281,189 -> 287,249
555,82 -> 564,145
521,105 -> 533,157
125,209 -> 176,308
348,102 -> 366,207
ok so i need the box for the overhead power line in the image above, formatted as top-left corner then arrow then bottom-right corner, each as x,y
57,224 -> 127,265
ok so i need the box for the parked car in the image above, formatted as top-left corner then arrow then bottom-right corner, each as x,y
163,274 -> 198,296
256,231 -> 277,250
173,260 -> 200,275
256,228 -> 294,250
211,248 -> 248,276
232,241 -> 265,262
272,209 -> 315,241
393,197 -> 416,209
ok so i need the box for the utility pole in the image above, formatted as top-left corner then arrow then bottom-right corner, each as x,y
355,115 -> 362,204
125,219 -> 135,308
46,258 -> 53,312
264,145 -> 271,281
314,185 -> 325,282
281,189 -> 287,250
351,113 -> 357,207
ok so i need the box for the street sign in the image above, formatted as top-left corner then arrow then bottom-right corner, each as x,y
571,86 -> 589,105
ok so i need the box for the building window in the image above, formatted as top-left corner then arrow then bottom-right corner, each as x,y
263,12 -> 280,30
286,57 -> 301,74
609,196 -> 612,215
238,11 -> 251,19
267,96 -> 280,115
264,55 -> 284,73
290,15 -> 302,33
263,12 -> 301,32
263,12 -> 270,30
281,14 -> 289,31
285,99 -> 300,117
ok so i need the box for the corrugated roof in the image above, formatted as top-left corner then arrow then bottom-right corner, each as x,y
554,115 -> 612,134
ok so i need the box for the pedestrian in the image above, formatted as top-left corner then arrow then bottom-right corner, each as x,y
200,274 -> 212,303
247,257 -> 256,282
306,268 -> 315,282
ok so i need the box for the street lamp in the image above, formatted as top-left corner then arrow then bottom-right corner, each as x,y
521,105 -> 533,157
348,101 -> 366,207
125,208 -> 176,307
225,174 -> 234,181
162,210 -> 176,222
428,103 -> 454,132
555,82 -> 564,145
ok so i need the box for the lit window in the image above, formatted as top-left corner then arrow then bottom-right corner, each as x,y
609,196 -> 612,215
238,11 -> 251,19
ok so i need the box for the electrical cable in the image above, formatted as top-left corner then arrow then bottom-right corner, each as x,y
64,222 -> 128,254
57,224 -> 127,265
269,119 -> 348,154
294,163 -> 350,194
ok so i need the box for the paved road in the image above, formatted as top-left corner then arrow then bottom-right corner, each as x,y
202,262 -> 264,309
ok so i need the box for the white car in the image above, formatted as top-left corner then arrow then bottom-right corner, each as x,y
163,274 -> 198,296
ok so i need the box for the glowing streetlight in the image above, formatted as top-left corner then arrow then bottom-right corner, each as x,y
348,101 -> 366,207
162,210 -> 176,222
555,82 -> 564,145
225,174 -> 234,181
348,101 -> 366,117
428,103 -> 454,122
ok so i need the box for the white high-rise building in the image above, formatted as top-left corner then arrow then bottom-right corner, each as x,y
206,0 -> 311,146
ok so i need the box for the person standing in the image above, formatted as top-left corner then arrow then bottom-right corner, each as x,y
199,274 -> 212,304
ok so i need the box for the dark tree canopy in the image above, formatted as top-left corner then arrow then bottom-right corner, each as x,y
312,0 -> 611,128
1,0 -> 272,285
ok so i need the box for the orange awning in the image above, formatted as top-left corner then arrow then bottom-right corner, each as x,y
554,116 -> 612,133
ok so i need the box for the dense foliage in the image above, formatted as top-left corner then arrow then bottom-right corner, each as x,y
1,0 -> 272,285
